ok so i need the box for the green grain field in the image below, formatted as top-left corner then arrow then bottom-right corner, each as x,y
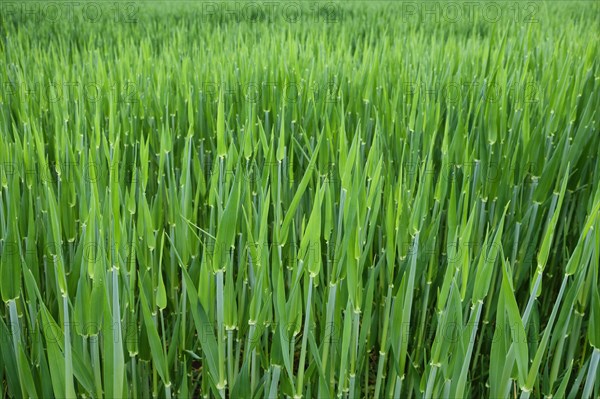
0,1 -> 599,398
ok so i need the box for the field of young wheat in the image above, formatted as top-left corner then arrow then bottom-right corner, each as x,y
0,1 -> 599,398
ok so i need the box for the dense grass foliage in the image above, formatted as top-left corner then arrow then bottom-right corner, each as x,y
1,1 -> 599,398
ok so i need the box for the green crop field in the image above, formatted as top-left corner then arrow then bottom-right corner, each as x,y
0,1 -> 599,398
